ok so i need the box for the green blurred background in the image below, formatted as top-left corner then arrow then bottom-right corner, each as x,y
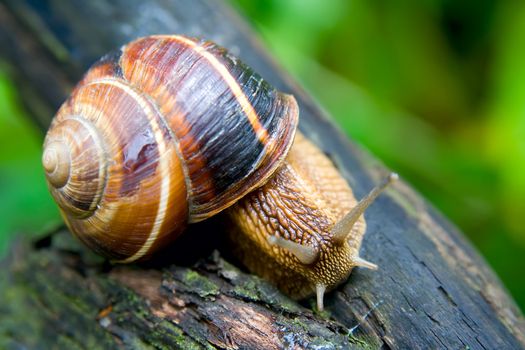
0,0 -> 524,310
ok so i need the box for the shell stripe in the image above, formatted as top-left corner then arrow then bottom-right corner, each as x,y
65,115 -> 108,215
164,35 -> 271,146
93,78 -> 172,263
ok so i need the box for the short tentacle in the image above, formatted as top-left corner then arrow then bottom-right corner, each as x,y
268,235 -> 319,265
316,284 -> 326,311
352,256 -> 378,270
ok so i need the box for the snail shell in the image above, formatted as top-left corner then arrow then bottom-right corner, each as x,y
42,35 -> 298,262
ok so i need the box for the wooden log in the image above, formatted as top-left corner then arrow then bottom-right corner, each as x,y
0,0 -> 524,349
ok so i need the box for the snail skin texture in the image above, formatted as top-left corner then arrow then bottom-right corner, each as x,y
42,35 -> 397,311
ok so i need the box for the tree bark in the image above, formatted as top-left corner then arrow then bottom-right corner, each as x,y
0,0 -> 524,349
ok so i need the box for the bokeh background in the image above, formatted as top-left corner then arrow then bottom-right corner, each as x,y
0,0 -> 524,311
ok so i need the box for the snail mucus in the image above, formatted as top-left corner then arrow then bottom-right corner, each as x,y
42,35 -> 397,311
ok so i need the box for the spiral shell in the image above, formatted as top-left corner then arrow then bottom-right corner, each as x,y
43,35 -> 299,262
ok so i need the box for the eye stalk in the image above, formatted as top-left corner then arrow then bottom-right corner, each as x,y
332,173 -> 399,245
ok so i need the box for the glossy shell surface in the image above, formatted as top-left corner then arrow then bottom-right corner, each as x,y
43,35 -> 299,261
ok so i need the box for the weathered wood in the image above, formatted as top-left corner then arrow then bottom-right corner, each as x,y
0,0 -> 524,349
1,228 -> 358,349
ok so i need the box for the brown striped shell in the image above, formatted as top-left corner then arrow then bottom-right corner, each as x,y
42,35 -> 299,262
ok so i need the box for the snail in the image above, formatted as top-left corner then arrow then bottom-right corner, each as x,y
42,35 -> 397,311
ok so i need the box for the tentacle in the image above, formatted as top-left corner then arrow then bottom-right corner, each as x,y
267,235 -> 319,265
352,256 -> 378,270
332,173 -> 398,244
316,284 -> 326,311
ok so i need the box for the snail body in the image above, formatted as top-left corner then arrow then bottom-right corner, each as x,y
228,134 -> 396,309
43,35 -> 395,310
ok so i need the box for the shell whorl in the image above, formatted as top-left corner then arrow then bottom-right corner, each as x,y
42,141 -> 71,188
43,116 -> 107,219
43,35 -> 299,262
44,77 -> 188,262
